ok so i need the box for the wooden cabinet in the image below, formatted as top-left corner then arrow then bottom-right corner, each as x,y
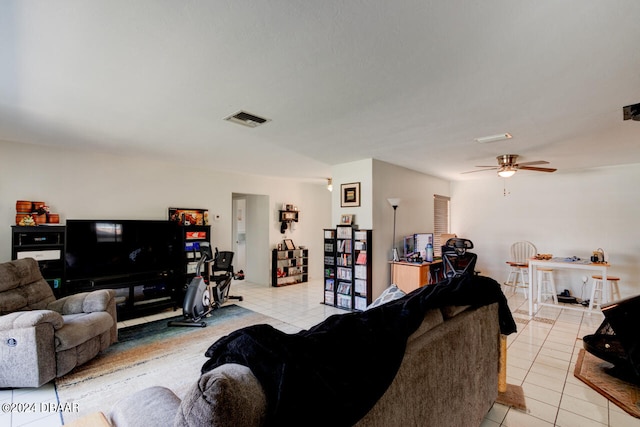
390,260 -> 443,294
272,248 -> 309,286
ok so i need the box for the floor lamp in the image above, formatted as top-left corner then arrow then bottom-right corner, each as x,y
387,198 -> 401,262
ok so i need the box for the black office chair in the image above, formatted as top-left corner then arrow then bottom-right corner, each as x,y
442,238 -> 478,279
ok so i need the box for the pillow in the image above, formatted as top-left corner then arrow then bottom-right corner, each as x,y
174,363 -> 267,427
366,284 -> 406,310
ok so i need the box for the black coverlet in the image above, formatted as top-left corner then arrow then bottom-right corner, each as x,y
202,274 -> 516,427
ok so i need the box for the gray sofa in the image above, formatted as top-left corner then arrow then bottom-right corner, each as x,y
109,302 -> 500,427
0,258 -> 117,388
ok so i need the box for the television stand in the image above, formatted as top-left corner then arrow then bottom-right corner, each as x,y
66,271 -> 181,321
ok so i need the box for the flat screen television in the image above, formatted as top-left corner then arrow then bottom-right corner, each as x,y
65,220 -> 182,283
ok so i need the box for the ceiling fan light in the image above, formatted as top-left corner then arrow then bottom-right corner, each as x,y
498,168 -> 516,178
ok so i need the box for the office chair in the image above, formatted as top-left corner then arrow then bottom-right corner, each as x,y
442,238 -> 477,279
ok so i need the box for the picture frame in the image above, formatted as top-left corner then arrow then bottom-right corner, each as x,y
340,182 -> 361,207
283,239 -> 295,250
340,214 -> 354,225
168,208 -> 209,226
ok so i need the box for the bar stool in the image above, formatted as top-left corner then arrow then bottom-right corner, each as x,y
504,262 -> 529,298
537,268 -> 558,304
590,275 -> 621,309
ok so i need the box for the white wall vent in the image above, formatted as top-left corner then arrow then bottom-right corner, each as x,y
224,111 -> 271,128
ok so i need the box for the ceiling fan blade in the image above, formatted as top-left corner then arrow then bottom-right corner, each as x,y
518,166 -> 557,173
517,160 -> 549,167
461,167 -> 497,174
474,165 -> 498,168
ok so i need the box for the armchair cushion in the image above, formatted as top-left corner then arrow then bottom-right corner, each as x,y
175,363 -> 267,427
48,290 -> 114,315
0,258 -> 56,314
109,387 -> 182,427
0,310 -> 64,331
55,312 -> 114,352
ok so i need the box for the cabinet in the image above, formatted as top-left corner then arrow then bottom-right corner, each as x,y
272,248 -> 309,286
323,229 -> 336,306
324,226 -> 372,311
11,225 -> 66,296
390,260 -> 443,294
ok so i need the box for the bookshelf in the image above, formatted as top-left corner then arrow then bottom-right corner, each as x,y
336,225 -> 354,309
323,228 -> 337,306
353,229 -> 372,310
271,248 -> 309,287
324,225 -> 372,311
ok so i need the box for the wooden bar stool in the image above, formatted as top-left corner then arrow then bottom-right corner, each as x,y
504,262 -> 529,298
590,275 -> 621,309
537,268 -> 557,304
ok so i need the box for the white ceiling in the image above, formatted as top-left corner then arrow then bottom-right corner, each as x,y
2,1 -> 640,182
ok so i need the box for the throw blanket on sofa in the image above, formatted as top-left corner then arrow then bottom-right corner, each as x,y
202,275 -> 516,427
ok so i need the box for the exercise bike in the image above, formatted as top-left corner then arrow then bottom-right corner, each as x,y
168,244 -> 243,328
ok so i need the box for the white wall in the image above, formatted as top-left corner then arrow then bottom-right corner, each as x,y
331,159 -> 450,300
371,160 -> 450,298
0,141 -> 331,285
451,164 -> 640,299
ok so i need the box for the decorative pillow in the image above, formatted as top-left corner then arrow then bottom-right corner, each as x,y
366,284 -> 406,310
174,363 -> 267,427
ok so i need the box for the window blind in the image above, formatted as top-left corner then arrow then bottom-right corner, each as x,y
433,195 -> 450,256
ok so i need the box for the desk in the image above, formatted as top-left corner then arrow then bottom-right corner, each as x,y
528,258 -> 609,315
390,260 -> 443,294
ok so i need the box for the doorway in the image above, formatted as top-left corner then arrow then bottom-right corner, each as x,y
232,193 -> 270,285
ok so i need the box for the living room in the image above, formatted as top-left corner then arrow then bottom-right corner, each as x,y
2,2 -> 640,427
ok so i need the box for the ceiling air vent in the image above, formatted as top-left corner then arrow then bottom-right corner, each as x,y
623,103 -> 640,121
224,110 -> 271,128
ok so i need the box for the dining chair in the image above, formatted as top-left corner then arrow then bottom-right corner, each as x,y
503,241 -> 536,297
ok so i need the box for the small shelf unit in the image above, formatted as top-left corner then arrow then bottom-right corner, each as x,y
11,225 -> 66,296
272,248 -> 309,287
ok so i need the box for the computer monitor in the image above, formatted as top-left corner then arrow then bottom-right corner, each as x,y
403,235 -> 415,257
414,233 -> 434,257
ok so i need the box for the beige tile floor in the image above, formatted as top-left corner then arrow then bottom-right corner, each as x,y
2,279 -> 639,426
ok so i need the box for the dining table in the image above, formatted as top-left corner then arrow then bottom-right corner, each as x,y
527,257 -> 610,315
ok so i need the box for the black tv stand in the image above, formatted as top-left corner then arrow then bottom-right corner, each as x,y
65,270 -> 181,321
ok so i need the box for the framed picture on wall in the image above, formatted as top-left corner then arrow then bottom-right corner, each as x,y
340,182 -> 361,207
340,214 -> 354,225
168,208 -> 209,226
283,239 -> 295,250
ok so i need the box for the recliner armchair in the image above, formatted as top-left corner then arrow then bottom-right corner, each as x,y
0,258 -> 117,388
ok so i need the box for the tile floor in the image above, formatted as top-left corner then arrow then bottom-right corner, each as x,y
2,279 -> 639,426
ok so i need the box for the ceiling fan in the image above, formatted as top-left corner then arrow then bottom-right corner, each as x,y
462,154 -> 556,177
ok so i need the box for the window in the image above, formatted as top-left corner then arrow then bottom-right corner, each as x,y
433,195 -> 450,256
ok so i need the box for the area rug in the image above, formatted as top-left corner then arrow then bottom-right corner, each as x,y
574,349 -> 640,418
55,305 -> 294,423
